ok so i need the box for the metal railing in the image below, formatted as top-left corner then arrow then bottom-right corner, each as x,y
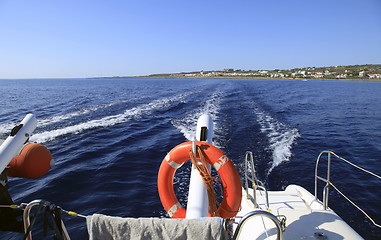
244,151 -> 269,209
314,150 -> 332,210
232,210 -> 284,240
314,151 -> 381,229
23,200 -> 71,240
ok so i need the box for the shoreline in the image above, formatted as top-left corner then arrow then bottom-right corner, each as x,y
113,75 -> 381,82
113,64 -> 381,81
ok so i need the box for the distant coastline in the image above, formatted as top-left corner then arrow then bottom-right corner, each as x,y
122,75 -> 381,82
113,64 -> 381,81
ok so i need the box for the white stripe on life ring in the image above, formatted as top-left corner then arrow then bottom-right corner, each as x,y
167,202 -> 182,217
166,153 -> 182,169
213,155 -> 229,171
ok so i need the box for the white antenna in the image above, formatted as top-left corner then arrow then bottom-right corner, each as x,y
186,114 -> 214,219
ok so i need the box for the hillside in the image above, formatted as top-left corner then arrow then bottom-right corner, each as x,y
141,64 -> 381,80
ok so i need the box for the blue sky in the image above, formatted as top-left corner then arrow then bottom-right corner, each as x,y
0,0 -> 380,78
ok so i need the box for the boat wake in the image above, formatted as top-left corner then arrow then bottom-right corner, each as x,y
30,92 -> 193,143
37,101 -> 129,127
171,89 -> 223,145
254,107 -> 300,173
0,100 -> 131,136
0,122 -> 15,136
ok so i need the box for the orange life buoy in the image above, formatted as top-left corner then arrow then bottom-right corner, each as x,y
6,143 -> 53,179
157,141 -> 242,218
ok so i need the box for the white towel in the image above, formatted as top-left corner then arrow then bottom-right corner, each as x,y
87,214 -> 226,240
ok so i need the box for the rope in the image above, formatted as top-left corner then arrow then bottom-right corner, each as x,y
2,202 -> 86,239
0,204 -> 87,218
0,204 -> 19,209
330,152 -> 381,180
329,181 -> 381,229
23,201 -> 45,240
188,146 -> 222,216
61,209 -> 87,218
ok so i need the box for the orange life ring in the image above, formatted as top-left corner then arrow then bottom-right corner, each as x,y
157,141 -> 242,218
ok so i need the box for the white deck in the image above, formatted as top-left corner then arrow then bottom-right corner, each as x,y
234,185 -> 363,240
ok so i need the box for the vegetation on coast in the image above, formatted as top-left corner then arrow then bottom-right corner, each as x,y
121,64 -> 381,81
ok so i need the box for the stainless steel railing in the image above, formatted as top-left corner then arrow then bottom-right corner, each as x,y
23,199 -> 71,240
314,150 -> 332,210
314,151 -> 381,229
244,151 -> 269,209
232,210 -> 284,240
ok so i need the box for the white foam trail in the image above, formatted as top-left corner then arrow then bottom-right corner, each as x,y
39,107 -> 97,127
39,100 -> 132,127
0,100 -> 129,136
171,89 -> 222,143
0,122 -> 16,136
31,93 -> 190,143
255,108 -> 300,173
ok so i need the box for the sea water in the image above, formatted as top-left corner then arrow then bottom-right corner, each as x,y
0,78 -> 380,239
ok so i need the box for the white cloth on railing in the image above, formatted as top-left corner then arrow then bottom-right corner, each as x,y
87,214 -> 226,240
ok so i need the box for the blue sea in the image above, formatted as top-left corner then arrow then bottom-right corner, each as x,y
0,78 -> 380,239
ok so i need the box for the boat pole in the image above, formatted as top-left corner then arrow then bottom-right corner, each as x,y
0,114 -> 37,174
186,114 -> 214,219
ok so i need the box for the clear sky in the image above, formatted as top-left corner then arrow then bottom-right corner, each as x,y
0,0 -> 380,78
